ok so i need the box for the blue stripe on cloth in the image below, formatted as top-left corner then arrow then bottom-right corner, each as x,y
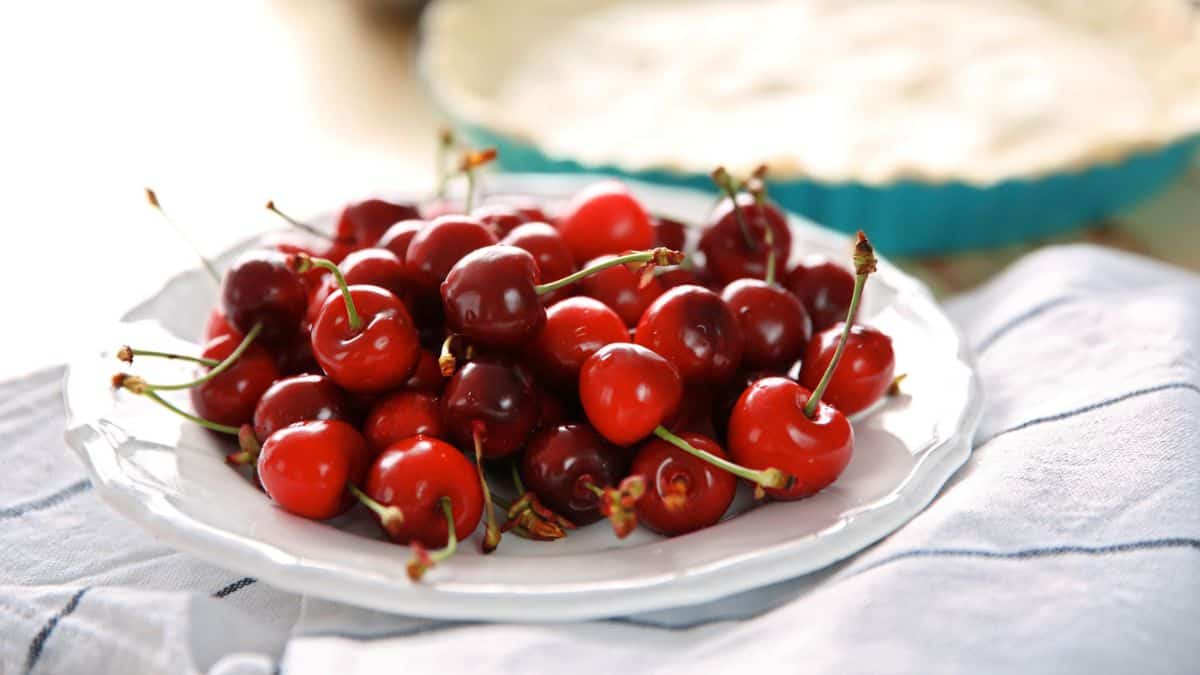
978,381 -> 1200,447
0,480 -> 92,521
972,296 -> 1075,355
24,587 -> 89,675
212,577 -> 256,598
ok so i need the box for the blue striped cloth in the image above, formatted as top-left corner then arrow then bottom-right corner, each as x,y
1,245 -> 1197,674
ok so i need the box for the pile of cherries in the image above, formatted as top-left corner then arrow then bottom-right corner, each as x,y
114,153 -> 895,580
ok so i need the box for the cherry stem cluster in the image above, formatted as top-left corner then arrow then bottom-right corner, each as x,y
113,322 -> 263,397
118,346 -> 218,368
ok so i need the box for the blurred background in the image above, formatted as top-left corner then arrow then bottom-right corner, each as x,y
0,0 -> 1196,378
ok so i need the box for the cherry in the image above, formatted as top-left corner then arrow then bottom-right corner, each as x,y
257,420 -> 372,519
699,167 -> 791,285
339,247 -> 418,306
520,423 -> 629,526
188,329 -> 279,427
577,253 -> 665,327
535,385 -> 571,429
728,231 -> 878,499
557,181 -> 654,264
501,222 -> 576,305
784,255 -> 855,332
525,297 -> 627,391
221,249 -> 308,345
376,219 -> 426,259
653,216 -> 688,252
798,323 -> 895,415
300,255 -> 420,393
403,348 -> 445,393
441,358 -> 539,459
204,306 -> 239,342
274,322 -> 321,376
472,203 -> 528,239
442,245 -> 679,351
635,284 -> 744,384
335,199 -> 421,247
404,215 -> 498,295
363,390 -> 445,454
631,432 -> 736,536
719,229 -> 811,371
252,374 -> 353,443
362,435 -> 483,578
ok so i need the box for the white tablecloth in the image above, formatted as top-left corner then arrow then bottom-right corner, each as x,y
2,244 -> 1197,674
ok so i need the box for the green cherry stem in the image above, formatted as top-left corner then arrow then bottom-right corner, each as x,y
117,345 -> 219,368
652,425 -> 793,490
407,497 -> 458,580
294,253 -> 362,332
534,248 -> 684,296
349,484 -> 405,527
763,221 -> 777,286
114,323 -> 263,393
129,388 -> 240,435
472,422 -> 502,553
265,200 -> 332,240
145,188 -> 221,284
434,128 -> 455,199
711,166 -> 756,251
510,459 -> 526,494
803,230 -> 877,419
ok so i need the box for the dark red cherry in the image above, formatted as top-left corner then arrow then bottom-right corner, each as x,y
635,285 -> 744,383
441,358 -> 539,458
189,334 -> 279,428
501,222 -> 576,305
577,253 -> 664,327
261,231 -> 355,295
340,248 -> 418,305
525,297 -> 627,390
653,216 -> 688,252
471,203 -> 528,239
403,349 -> 445,393
364,435 -> 483,547
363,390 -> 445,454
798,323 -> 895,415
252,374 -> 353,443
258,420 -> 372,519
221,250 -> 308,345
404,215 -> 498,295
273,323 -> 320,376
727,376 -> 852,500
310,284 -> 420,393
699,192 -> 791,286
784,256 -> 855,332
335,198 -> 421,246
720,279 -> 812,371
441,245 -> 544,351
521,423 -> 629,525
376,219 -> 425,259
579,342 -> 682,446
631,432 -> 736,536
557,181 -> 654,264
204,306 -> 239,342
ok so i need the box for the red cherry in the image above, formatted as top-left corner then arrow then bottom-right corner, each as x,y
221,250 -> 308,345
376,219 -> 426,259
501,222 -> 576,305
471,203 -> 528,238
252,374 -> 353,443
363,390 -> 445,454
521,423 -> 629,525
403,349 -> 445,393
577,254 -> 664,327
579,343 -> 681,446
635,285 -> 744,384
535,385 -> 571,429
189,333 -> 279,428
798,323 -> 895,415
699,169 -> 791,285
526,297 -> 628,390
727,377 -> 852,499
441,358 -> 539,459
340,248 -> 418,306
631,432 -> 736,536
784,256 -> 855,332
441,245 -> 544,350
556,181 -> 654,264
204,306 -> 240,342
257,420 -> 372,519
335,198 -> 421,246
404,215 -> 498,295
273,322 -> 321,376
720,279 -> 812,371
653,216 -> 688,252
363,435 -> 483,547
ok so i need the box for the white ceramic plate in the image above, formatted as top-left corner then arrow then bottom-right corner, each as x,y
64,174 -> 981,622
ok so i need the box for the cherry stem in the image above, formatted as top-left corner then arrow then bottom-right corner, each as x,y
265,201 -> 332,240
534,248 -> 682,296
145,187 -> 221,284
804,231 -> 877,418
118,323 -> 263,392
138,389 -> 240,435
710,167 -> 756,251
472,423 -> 501,553
408,497 -> 458,580
438,334 -> 461,376
653,425 -> 793,490
510,460 -> 526,495
459,148 -> 497,213
582,481 -> 604,497
763,223 -> 777,286
117,346 -> 219,368
349,484 -> 405,527
296,254 -> 362,332
435,128 -> 455,199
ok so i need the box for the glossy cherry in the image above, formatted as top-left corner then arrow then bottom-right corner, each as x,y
520,423 -> 629,525
402,348 -> 445,393
556,181 -> 655,264
257,420 -> 372,519
635,284 -> 744,384
335,198 -> 421,247
577,253 -> 665,327
471,203 -> 529,239
699,167 -> 791,285
376,219 -> 426,260
441,358 -> 539,459
404,214 -> 498,295
579,342 -> 682,446
720,240 -> 811,370
363,390 -> 445,454
784,255 -> 855,332
653,216 -> 688,252
189,331 -> 279,428
632,432 -> 736,536
799,323 -> 895,415
252,374 -> 353,443
525,297 -> 627,390
221,249 -> 308,345
339,247 -> 419,306
501,222 -> 576,305
204,306 -> 239,342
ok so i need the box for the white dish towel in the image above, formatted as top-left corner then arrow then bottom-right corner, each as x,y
1,245 -> 1196,675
